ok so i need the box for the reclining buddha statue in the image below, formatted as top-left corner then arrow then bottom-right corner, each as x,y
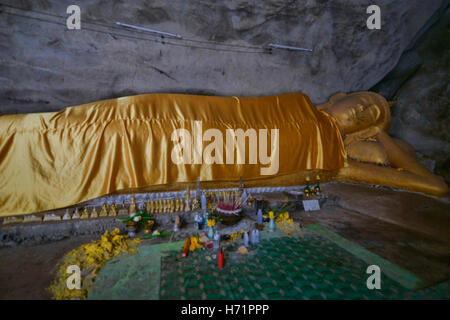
0,91 -> 447,216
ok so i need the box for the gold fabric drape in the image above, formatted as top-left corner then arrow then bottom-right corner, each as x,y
0,93 -> 346,216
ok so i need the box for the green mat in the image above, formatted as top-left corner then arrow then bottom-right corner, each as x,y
89,227 -> 450,300
159,235 -> 449,300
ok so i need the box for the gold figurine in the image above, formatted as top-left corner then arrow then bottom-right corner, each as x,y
158,199 -> 163,213
150,200 -> 155,214
129,195 -> 137,216
90,207 -> 98,218
99,203 -> 108,217
72,208 -> 80,219
117,201 -> 128,217
108,203 -> 117,217
179,198 -> 184,212
80,208 -> 89,219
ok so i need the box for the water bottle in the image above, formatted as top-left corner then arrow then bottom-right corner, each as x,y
243,231 -> 249,247
194,213 -> 199,230
242,189 -> 248,207
257,209 -> 263,225
214,232 -> 220,249
254,229 -> 260,243
201,192 -> 207,211
251,230 -> 257,245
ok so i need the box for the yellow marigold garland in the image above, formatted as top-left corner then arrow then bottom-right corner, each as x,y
47,228 -> 140,300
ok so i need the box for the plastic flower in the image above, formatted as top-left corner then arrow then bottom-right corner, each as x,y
269,211 -> 274,219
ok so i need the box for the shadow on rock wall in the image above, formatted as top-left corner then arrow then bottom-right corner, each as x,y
372,1 -> 450,184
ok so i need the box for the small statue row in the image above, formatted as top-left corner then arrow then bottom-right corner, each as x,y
128,188 -> 254,216
62,203 -> 120,220
3,188 -> 258,225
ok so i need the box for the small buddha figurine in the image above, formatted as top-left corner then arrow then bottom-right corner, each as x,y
117,201 -> 128,216
159,199 -> 164,213
90,207 -> 98,218
247,193 -> 254,206
158,199 -> 163,213
129,195 -> 137,217
99,203 -> 108,217
163,199 -> 168,213
62,209 -> 71,220
146,199 -> 151,213
185,197 -> 191,212
72,208 -> 80,219
179,198 -> 184,212
80,208 -> 89,219
108,203 -> 117,217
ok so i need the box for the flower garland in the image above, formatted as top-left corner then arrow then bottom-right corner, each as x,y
47,229 -> 140,300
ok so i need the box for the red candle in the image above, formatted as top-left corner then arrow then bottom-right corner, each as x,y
217,247 -> 224,268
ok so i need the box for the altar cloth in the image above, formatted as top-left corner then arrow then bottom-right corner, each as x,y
0,93 -> 345,216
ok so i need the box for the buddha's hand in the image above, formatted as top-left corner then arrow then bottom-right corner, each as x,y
344,126 -> 381,145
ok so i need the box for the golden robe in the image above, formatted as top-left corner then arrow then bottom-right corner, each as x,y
0,93 -> 346,216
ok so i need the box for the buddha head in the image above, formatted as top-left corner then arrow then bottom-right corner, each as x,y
317,91 -> 395,135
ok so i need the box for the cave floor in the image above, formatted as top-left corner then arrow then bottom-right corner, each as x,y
0,183 -> 449,299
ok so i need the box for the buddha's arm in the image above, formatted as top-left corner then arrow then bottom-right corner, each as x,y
375,130 -> 431,177
339,129 -> 448,196
337,130 -> 449,197
337,159 -> 448,197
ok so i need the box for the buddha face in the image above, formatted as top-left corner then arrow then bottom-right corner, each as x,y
319,92 -> 392,136
328,102 -> 382,135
